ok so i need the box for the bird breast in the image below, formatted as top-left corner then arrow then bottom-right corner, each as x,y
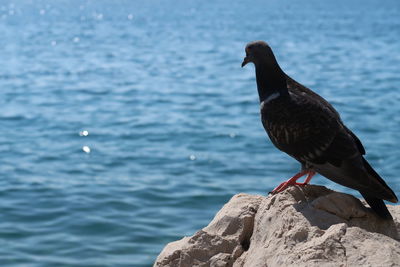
261,99 -> 298,144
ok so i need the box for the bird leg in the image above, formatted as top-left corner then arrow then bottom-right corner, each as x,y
295,171 -> 316,186
270,171 -> 316,194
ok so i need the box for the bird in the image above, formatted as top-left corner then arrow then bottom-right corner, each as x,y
241,40 -> 398,220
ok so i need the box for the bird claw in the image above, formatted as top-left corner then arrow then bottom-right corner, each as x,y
269,171 -> 316,195
270,181 -> 295,194
294,182 -> 309,186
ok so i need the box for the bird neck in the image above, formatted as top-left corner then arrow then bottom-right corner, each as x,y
255,63 -> 288,103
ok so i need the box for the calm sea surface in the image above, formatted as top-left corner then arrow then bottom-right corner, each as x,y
0,0 -> 399,266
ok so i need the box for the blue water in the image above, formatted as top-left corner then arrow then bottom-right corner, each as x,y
0,0 -> 399,266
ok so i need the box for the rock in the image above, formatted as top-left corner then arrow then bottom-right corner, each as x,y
154,185 -> 400,267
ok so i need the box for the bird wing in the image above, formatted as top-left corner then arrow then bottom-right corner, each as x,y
262,90 -> 345,165
287,76 -> 367,155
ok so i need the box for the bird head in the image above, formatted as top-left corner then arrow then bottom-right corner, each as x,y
241,41 -> 276,68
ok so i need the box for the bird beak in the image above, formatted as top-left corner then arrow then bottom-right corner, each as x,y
241,57 -> 250,67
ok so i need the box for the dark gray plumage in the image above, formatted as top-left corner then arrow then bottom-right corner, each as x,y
242,40 -> 398,219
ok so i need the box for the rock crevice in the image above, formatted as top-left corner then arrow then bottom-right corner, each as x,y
155,185 -> 400,267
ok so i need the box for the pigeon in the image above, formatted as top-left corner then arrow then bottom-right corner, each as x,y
241,40 -> 398,219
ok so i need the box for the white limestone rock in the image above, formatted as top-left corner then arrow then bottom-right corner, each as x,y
155,185 -> 400,267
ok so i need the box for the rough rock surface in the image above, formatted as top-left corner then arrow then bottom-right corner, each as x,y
154,185 -> 400,267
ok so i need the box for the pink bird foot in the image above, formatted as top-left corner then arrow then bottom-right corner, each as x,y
270,171 -> 316,194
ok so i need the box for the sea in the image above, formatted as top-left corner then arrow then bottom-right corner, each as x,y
0,0 -> 399,266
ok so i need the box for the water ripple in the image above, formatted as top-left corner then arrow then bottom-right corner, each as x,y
0,0 -> 399,266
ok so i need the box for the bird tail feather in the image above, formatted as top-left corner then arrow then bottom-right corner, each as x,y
362,157 -> 398,203
360,192 -> 393,220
